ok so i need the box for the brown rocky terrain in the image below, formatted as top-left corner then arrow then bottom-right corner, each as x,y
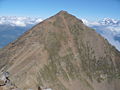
0,11 -> 120,90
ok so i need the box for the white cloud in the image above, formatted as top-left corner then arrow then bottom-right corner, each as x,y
35,19 -> 43,23
0,16 -> 43,27
105,26 -> 120,33
99,28 -> 120,51
0,21 -> 3,24
82,19 -> 100,26
13,21 -> 26,27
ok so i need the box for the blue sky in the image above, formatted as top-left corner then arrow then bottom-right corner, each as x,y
0,0 -> 120,20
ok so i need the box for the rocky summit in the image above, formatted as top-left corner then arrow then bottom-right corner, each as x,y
0,11 -> 120,90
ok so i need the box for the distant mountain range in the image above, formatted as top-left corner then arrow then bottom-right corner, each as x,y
83,18 -> 120,26
0,16 -> 120,51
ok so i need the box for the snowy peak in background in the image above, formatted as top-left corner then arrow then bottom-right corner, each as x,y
83,18 -> 120,26
99,18 -> 120,26
0,16 -> 43,27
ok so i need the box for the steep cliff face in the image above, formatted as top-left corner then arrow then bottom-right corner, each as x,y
0,11 -> 120,90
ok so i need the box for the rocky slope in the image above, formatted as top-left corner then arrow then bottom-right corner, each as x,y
0,11 -> 120,90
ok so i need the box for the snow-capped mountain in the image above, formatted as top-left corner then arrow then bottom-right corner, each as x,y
82,18 -> 120,26
83,18 -> 120,51
99,18 -> 120,26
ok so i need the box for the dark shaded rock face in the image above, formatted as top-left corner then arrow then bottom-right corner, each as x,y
0,11 -> 120,90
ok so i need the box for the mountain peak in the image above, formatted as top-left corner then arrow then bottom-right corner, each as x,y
53,10 -> 83,24
57,10 -> 68,14
54,10 -> 72,17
